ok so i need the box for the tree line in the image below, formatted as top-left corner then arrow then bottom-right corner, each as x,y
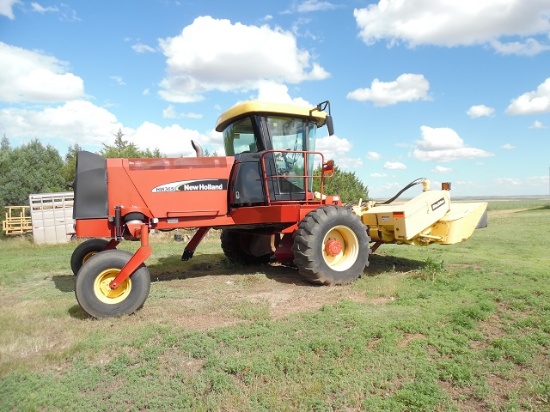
0,130 -> 160,211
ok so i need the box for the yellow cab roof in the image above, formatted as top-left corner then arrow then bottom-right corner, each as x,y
215,101 -> 327,132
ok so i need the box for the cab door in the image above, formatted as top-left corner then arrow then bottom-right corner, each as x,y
263,116 -> 319,202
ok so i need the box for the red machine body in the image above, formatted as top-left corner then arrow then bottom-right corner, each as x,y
74,152 -> 338,239
71,101 -> 369,319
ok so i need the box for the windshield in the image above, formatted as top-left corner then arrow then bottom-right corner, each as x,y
266,116 -> 318,191
223,115 -> 318,158
267,116 -> 317,167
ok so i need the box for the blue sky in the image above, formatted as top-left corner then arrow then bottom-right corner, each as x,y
1,0 -> 549,198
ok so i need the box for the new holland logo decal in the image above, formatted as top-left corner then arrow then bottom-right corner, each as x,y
431,197 -> 446,211
152,179 -> 228,193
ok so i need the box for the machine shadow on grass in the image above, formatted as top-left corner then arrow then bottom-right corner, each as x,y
52,251 -> 425,295
150,253 -> 311,286
150,252 -> 425,285
67,305 -> 91,320
53,275 -> 75,293
366,253 -> 425,275
53,251 -> 425,319
515,204 -> 550,213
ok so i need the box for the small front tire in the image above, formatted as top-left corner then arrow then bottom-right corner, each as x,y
70,238 -> 111,275
75,249 -> 151,318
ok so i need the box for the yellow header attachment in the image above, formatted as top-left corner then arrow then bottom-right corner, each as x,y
216,101 -> 328,132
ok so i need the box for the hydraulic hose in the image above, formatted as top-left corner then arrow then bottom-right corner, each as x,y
378,177 -> 427,205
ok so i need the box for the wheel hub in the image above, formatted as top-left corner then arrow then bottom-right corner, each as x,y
324,238 -> 342,256
94,269 -> 131,304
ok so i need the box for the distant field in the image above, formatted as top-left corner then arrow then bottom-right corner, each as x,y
1,199 -> 549,411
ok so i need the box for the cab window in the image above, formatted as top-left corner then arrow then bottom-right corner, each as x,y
223,117 -> 258,156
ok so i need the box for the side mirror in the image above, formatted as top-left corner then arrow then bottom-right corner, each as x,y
325,114 -> 334,136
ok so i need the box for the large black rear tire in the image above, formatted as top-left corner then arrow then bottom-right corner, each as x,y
75,249 -> 151,318
292,206 -> 369,285
70,238 -> 111,275
220,229 -> 274,264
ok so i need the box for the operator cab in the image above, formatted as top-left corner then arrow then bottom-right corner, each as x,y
216,101 -> 333,206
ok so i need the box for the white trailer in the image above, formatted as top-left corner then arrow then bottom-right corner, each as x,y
29,192 -> 75,244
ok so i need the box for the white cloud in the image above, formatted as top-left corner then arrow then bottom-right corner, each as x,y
370,172 -> 387,177
336,156 -> 364,170
491,38 -> 550,56
255,81 -> 312,106
0,100 -> 122,146
467,104 -> 495,118
495,177 -> 521,186
290,17 -> 318,40
131,43 -> 156,53
384,161 -> 406,170
0,99 -> 219,156
433,165 -> 452,173
530,120 -> 547,129
285,0 -> 338,13
30,2 -> 79,21
0,0 -> 19,19
366,151 -> 382,160
31,2 -> 58,14
525,175 -> 550,189
162,105 -> 177,118
501,143 -> 515,150
315,134 -> 360,169
162,104 -> 203,119
158,16 -> 329,103
316,134 -> 352,156
485,175 -> 550,195
129,122 -> 222,157
369,181 -> 403,199
110,75 -> 126,86
0,42 -> 84,102
354,1 -> 550,55
506,78 -> 550,115
347,73 -> 430,106
412,126 -> 494,162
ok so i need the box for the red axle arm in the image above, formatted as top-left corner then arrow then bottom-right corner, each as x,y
109,224 -> 152,290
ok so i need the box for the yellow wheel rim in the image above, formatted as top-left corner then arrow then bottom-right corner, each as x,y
322,225 -> 359,271
93,269 -> 132,305
82,251 -> 98,265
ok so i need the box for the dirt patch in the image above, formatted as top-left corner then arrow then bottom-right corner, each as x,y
142,265 -> 376,331
397,333 -> 426,348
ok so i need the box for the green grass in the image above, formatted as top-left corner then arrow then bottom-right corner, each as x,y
1,200 -> 549,411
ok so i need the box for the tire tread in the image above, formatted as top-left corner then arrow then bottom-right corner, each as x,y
292,205 -> 370,285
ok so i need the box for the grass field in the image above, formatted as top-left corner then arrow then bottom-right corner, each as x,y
1,199 -> 549,411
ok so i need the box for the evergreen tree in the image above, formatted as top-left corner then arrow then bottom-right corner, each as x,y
61,143 -> 82,185
100,129 -> 142,158
142,147 -> 162,158
0,136 -> 12,212
1,135 -> 9,151
312,165 -> 369,204
100,129 -> 162,158
0,135 -> 10,176
0,139 -> 65,209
